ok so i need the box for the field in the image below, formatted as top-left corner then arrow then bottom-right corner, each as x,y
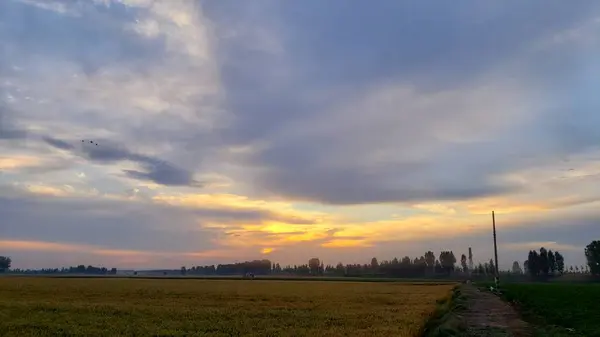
499,283 -> 600,337
0,277 -> 455,336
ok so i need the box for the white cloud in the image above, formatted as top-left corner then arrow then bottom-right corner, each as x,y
17,0 -> 81,16
501,241 -> 582,252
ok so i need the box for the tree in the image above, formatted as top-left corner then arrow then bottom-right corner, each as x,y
523,260 -> 529,275
460,254 -> 468,273
484,262 -> 490,275
555,251 -> 565,274
477,263 -> 484,275
0,256 -> 11,272
527,250 -> 540,276
548,250 -> 556,274
371,257 -> 379,271
424,251 -> 435,272
539,247 -> 549,275
180,266 -> 186,275
512,261 -> 523,274
308,258 -> 320,275
584,240 -> 600,276
439,251 -> 456,274
489,259 -> 496,277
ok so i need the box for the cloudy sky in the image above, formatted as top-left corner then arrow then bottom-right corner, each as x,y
1,0 -> 599,270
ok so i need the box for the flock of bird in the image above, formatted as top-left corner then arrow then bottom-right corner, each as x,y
82,139 -> 99,146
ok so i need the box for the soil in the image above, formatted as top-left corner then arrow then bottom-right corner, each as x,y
461,285 -> 531,337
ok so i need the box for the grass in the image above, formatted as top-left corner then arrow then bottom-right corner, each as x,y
420,286 -> 467,337
0,277 -> 455,336
494,283 -> 600,337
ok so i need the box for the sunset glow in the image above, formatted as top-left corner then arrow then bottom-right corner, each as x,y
2,0 -> 599,270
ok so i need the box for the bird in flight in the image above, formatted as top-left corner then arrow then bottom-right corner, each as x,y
82,140 -> 99,146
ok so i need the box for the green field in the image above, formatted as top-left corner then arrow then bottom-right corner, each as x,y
499,283 -> 600,337
0,277 -> 455,336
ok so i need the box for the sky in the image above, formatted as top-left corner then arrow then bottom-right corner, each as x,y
1,0 -> 600,270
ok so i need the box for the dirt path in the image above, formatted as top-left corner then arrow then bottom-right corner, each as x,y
461,285 -> 531,337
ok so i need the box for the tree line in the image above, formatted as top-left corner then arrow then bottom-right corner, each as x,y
520,240 -> 600,277
6,264 -> 117,275
1,240 -> 598,277
181,250 -> 497,278
524,247 -> 565,277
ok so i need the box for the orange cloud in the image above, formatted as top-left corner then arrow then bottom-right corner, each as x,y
412,203 -> 457,215
0,239 -> 237,261
0,156 -> 44,171
464,198 -> 547,215
91,249 -> 154,257
24,184 -> 71,197
13,181 -> 152,202
152,193 -> 328,222
183,250 -> 241,259
321,239 -> 372,248
215,209 -> 493,251
218,226 -> 331,248
154,193 -> 286,210
0,240 -> 88,252
261,247 -> 274,254
153,192 -> 338,248
331,214 -> 486,246
12,180 -> 587,259
461,195 -> 600,215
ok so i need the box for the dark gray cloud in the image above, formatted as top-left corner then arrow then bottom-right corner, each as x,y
204,0 -> 600,205
0,127 -> 26,140
243,138 -> 528,204
41,136 -> 73,150
0,106 -> 27,140
271,0 -> 598,90
41,136 -> 202,187
123,166 -> 199,187
498,212 -> 600,247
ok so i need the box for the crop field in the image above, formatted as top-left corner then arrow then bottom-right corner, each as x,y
500,283 -> 600,337
0,277 -> 454,336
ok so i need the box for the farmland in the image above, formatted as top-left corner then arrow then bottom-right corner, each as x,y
498,283 -> 600,337
0,277 -> 455,336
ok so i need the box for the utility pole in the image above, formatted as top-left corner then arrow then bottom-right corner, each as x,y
492,211 -> 500,289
